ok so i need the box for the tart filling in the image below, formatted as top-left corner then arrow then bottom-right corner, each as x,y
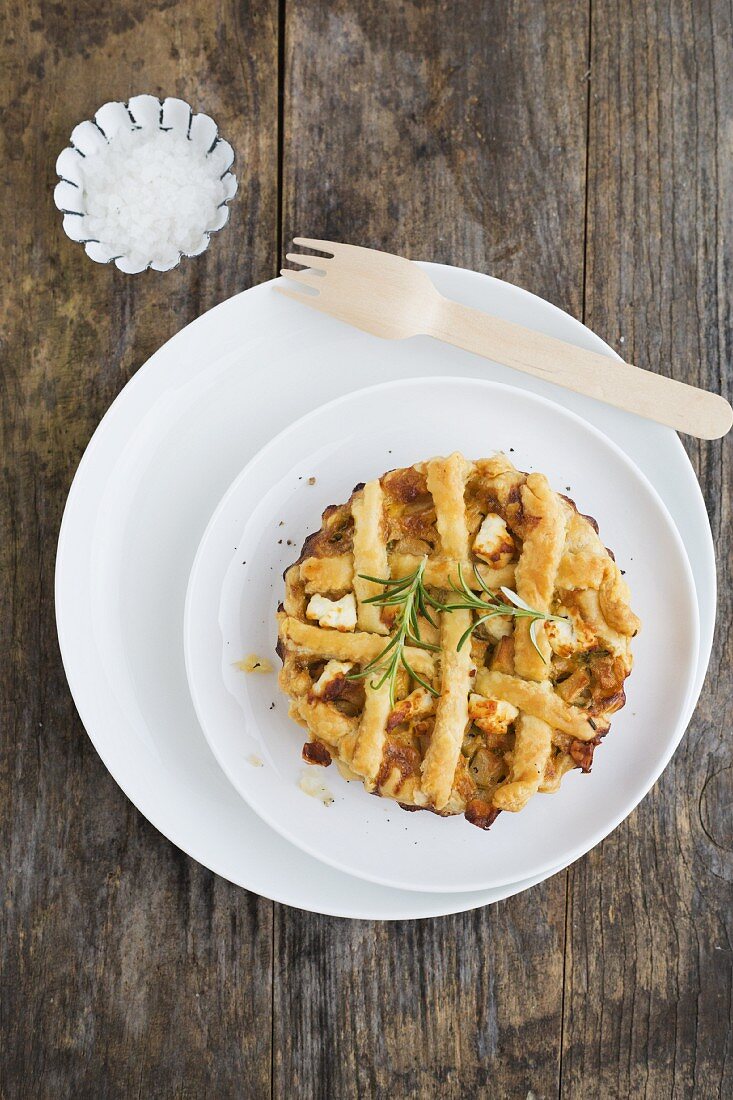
276,453 -> 639,829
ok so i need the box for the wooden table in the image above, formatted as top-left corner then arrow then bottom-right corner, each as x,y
2,2 -> 731,1095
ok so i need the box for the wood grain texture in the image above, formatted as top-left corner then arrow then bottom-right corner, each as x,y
1,0 -> 731,1096
273,891 -> 566,1099
277,3 -> 589,1097
282,0 -> 590,315
0,1 -> 278,1096
562,1 -> 733,1097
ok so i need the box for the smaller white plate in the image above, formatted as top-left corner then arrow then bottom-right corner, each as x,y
185,377 -> 700,894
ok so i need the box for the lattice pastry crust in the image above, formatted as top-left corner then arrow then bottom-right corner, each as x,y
276,453 -> 640,829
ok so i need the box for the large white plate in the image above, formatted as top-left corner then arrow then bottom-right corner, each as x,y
55,263 -> 715,916
185,376 -> 699,893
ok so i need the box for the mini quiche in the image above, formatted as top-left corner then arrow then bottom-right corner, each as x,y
276,453 -> 640,830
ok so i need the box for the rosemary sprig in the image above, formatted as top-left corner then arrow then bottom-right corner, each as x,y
346,558 -> 440,706
347,559 -> 568,702
435,563 -> 567,658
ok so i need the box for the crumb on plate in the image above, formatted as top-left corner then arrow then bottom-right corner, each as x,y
298,771 -> 334,806
236,653 -> 274,674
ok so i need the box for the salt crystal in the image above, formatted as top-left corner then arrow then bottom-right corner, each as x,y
77,127 -> 231,268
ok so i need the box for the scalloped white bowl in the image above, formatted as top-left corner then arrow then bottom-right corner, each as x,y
54,95 -> 237,273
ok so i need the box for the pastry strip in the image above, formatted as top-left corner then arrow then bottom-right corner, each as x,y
556,550 -> 605,591
351,480 -> 390,634
306,552 -> 515,594
351,680 -> 393,787
513,473 -> 567,681
599,562 -> 641,637
474,669 -> 596,740
420,608 -> 474,810
491,713 -> 552,811
279,616 -> 435,677
419,454 -> 474,810
538,751 -> 577,793
300,555 -> 353,595
290,698 -> 358,749
426,453 -> 472,560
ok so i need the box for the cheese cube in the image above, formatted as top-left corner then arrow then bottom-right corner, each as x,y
311,660 -> 354,698
473,513 -> 515,567
468,693 -> 519,735
545,612 -> 595,657
306,593 -> 357,631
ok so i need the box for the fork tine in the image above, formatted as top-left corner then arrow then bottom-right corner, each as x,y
292,236 -> 340,255
279,268 -> 323,291
285,252 -> 329,271
275,286 -> 338,316
275,285 -> 309,302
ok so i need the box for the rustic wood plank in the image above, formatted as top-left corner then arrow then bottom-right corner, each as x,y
273,888 -> 568,1099
277,3 -> 590,1097
0,1 -> 278,1095
282,0 -> 590,316
562,1 -> 733,1096
4,0 -> 729,1095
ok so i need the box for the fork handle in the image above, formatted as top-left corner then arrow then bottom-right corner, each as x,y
431,298 -> 732,440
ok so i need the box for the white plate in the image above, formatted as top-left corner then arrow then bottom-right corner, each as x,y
55,262 -> 715,916
185,376 -> 700,893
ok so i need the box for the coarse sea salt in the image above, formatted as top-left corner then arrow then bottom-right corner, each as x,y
79,127 -> 228,271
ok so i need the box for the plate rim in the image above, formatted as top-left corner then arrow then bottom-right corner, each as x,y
184,373 -> 701,893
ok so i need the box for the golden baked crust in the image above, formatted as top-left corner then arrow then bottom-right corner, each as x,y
276,453 -> 640,829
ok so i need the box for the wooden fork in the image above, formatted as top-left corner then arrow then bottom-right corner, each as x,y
278,239 -> 732,440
